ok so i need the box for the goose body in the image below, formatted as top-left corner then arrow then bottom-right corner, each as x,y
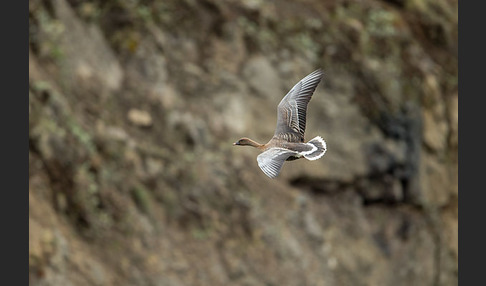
234,69 -> 327,178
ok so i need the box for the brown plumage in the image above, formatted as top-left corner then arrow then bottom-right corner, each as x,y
234,69 -> 327,178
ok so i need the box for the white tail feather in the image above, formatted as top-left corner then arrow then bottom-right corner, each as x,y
304,136 -> 327,160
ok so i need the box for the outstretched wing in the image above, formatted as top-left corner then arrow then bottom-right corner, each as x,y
257,148 -> 298,178
274,69 -> 324,142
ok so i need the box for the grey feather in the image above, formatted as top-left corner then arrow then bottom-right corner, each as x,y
257,148 -> 299,178
274,69 -> 324,141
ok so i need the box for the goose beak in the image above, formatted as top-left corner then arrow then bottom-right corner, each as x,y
233,142 -> 239,145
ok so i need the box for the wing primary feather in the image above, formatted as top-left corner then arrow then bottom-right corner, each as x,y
257,148 -> 298,178
274,69 -> 324,140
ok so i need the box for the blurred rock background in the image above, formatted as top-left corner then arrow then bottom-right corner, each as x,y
29,0 -> 458,285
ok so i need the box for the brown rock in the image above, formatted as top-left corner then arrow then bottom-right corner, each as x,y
128,109 -> 153,127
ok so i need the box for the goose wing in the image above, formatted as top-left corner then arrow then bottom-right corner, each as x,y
274,69 -> 324,142
257,147 -> 298,178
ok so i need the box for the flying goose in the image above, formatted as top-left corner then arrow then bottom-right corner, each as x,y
234,69 -> 327,178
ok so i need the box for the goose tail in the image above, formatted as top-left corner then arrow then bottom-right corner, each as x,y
304,136 -> 327,160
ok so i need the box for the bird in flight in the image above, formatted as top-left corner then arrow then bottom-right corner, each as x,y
234,69 -> 327,178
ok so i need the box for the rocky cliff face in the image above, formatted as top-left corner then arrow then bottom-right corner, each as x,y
29,0 -> 458,285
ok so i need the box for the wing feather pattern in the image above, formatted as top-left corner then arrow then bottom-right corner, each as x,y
257,148 -> 298,178
274,69 -> 324,141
